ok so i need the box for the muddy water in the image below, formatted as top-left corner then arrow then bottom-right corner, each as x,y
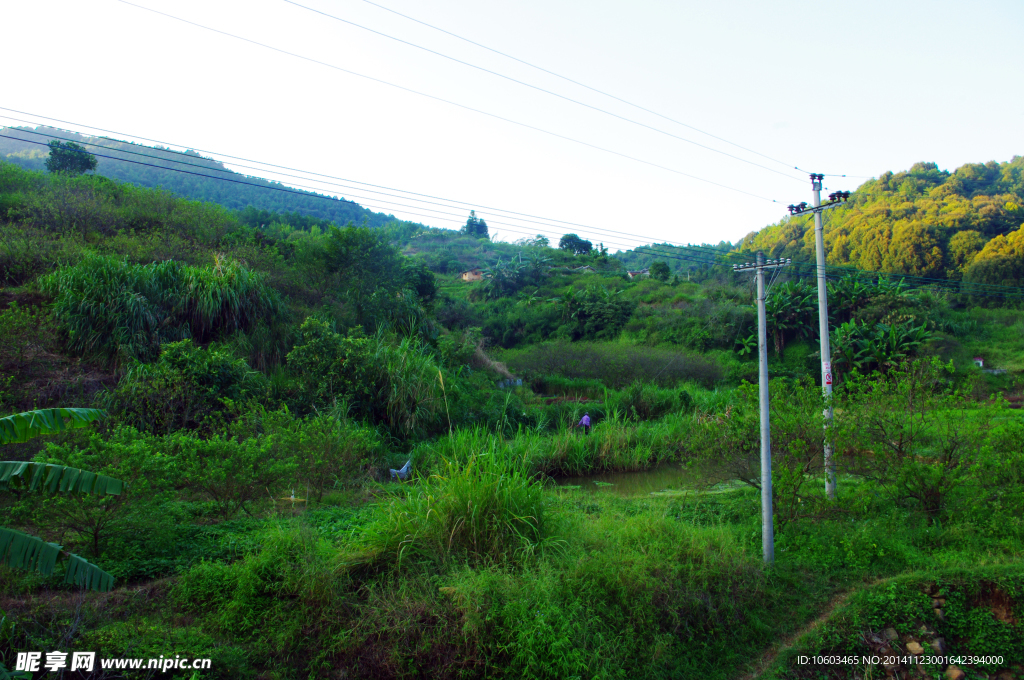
548,463 -> 734,497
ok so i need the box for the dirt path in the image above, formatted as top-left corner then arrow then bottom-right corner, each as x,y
735,578 -> 888,680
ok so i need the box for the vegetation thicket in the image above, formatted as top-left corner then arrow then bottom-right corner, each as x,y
2,148 -> 1024,679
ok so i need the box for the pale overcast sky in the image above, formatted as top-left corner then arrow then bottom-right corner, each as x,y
3,0 -> 1022,251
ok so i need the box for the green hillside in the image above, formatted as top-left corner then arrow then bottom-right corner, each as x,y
737,158 -> 1024,286
0,125 -> 396,227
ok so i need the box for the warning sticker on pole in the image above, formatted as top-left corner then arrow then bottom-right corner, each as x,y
823,361 -> 832,386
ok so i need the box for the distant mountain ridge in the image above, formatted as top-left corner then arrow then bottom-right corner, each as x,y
0,125 -> 400,228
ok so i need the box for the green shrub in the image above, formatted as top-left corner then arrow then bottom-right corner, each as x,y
835,359 -> 989,521
287,318 -> 441,436
13,427 -> 175,560
608,380 -> 681,421
264,412 -> 386,501
105,340 -> 267,435
167,432 -> 297,519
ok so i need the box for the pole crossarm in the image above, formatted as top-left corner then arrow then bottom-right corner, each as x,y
789,201 -> 844,217
732,258 -> 791,272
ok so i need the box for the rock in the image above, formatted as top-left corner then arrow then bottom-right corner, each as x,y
885,627 -> 899,640
906,641 -> 924,655
918,625 -> 934,636
934,608 -> 945,621
944,666 -> 965,680
932,597 -> 946,607
930,637 -> 946,654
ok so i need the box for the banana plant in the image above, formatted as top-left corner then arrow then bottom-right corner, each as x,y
1,408 -> 120,592
765,281 -> 815,356
828,321 -> 870,378
734,333 -> 757,357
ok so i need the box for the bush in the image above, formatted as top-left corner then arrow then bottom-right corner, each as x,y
263,411 -> 386,501
105,340 -> 268,435
12,427 -> 175,560
286,318 -> 441,436
167,432 -> 297,519
835,359 -> 988,521
608,380 -> 682,421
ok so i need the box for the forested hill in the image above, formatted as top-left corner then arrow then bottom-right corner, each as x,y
0,125 -> 398,227
737,157 -> 1024,286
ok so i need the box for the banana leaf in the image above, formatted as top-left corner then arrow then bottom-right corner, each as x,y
0,528 -> 114,592
0,408 -> 107,445
0,462 -> 123,495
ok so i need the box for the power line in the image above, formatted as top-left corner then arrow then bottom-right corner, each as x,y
7,119 -> 1020,299
355,0 -> 802,174
0,127 -> 727,253
1,117 -> 782,251
283,0 -> 805,183
0,131 -> 722,255
112,0 -> 782,204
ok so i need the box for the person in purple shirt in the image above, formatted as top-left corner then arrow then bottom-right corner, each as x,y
577,413 -> 591,435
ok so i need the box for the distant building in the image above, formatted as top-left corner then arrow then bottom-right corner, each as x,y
627,268 -> 650,280
574,265 -> 597,274
974,356 -> 984,368
460,268 -> 484,282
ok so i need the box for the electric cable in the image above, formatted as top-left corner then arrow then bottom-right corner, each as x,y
355,0 -> 803,173
283,0 -> 805,183
3,112 -> 839,254
6,120 -> 1020,298
1,131 -> 734,257
113,0 -> 782,204
1,119 -> 793,253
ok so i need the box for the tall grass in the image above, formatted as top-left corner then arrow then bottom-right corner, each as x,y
411,417 -> 706,477
500,340 -> 724,388
39,253 -> 282,366
358,439 -> 546,566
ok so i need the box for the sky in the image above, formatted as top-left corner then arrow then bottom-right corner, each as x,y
2,0 -> 1022,252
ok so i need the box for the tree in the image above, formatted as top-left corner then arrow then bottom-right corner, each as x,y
1,408 -> 119,592
44,140 -> 97,176
462,210 -> 489,239
649,260 -> 670,282
559,233 -> 593,255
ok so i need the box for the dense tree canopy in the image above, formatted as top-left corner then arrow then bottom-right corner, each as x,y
738,158 -> 1024,282
649,261 -> 670,282
45,140 -> 97,176
462,210 -> 489,239
559,233 -> 593,255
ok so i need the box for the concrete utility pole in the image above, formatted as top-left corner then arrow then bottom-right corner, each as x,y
811,173 -> 836,500
734,252 -> 790,564
788,179 -> 851,501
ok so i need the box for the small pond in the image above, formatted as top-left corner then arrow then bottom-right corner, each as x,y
548,463 -> 743,497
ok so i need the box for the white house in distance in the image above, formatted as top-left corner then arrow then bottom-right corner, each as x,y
627,268 -> 650,280
460,268 -> 484,282
974,356 -> 984,368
